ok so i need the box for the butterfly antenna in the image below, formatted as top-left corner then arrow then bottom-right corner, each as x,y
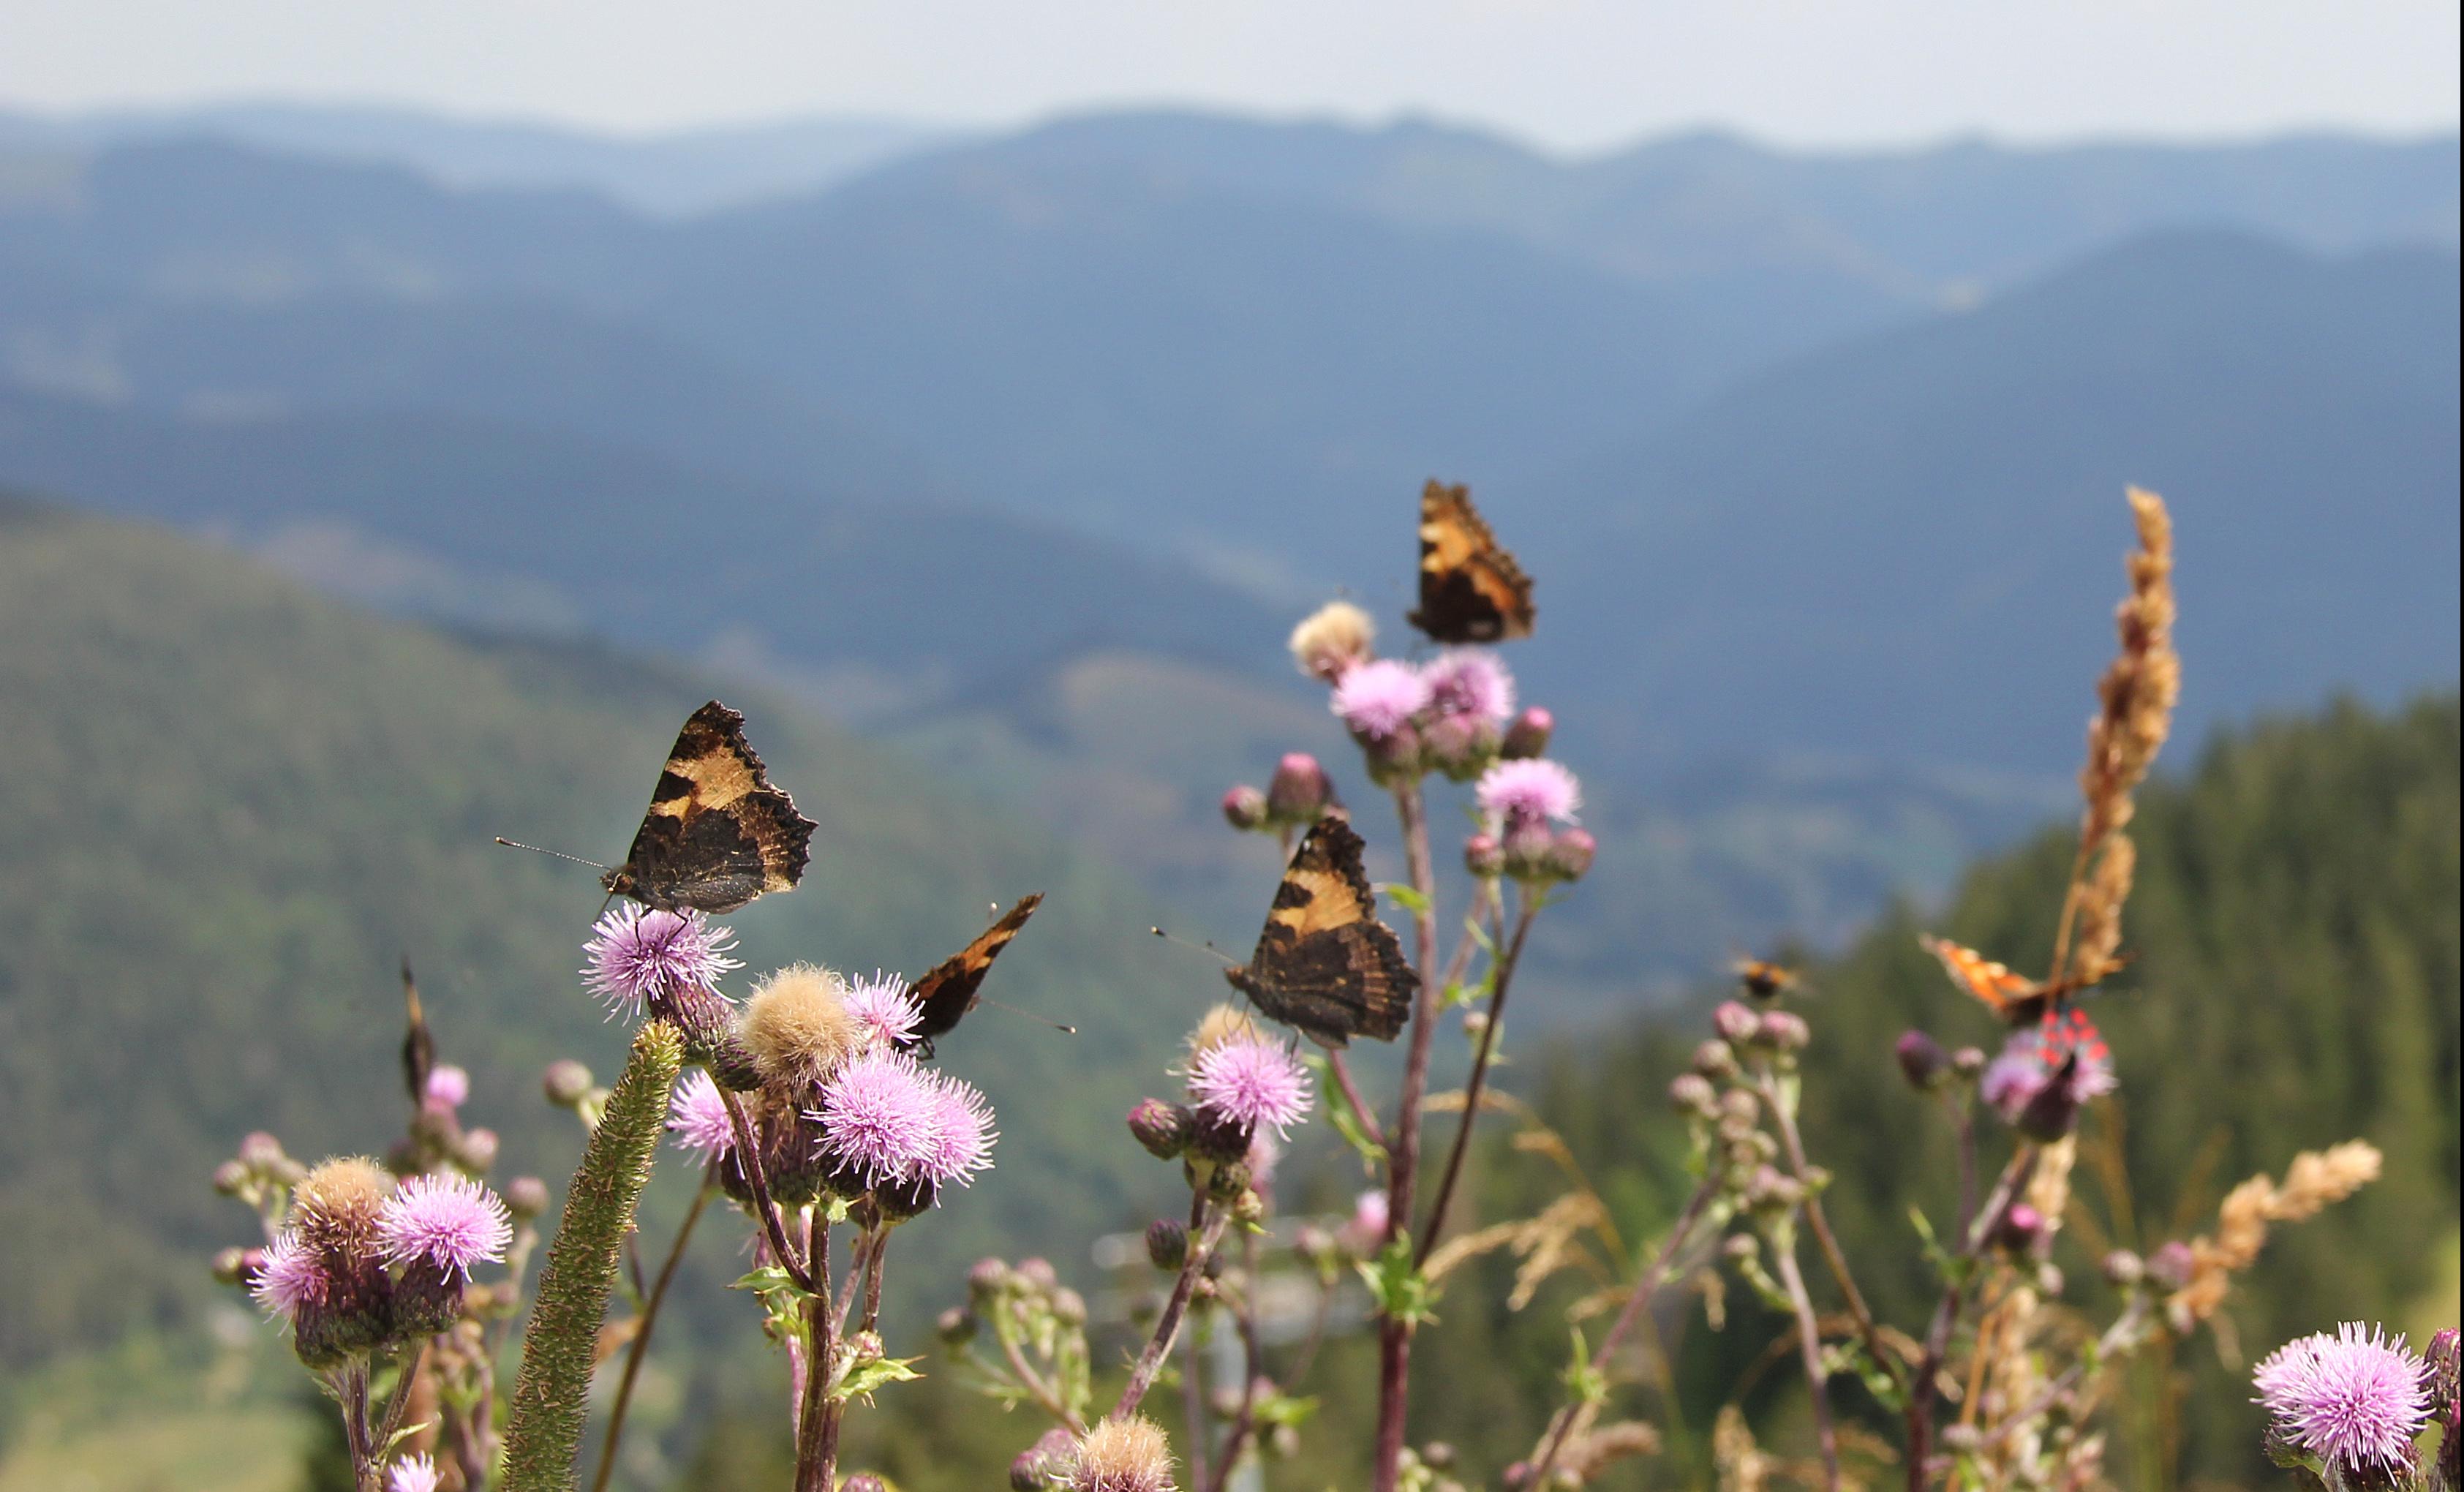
494,837 -> 611,871
1150,926 -> 1239,967
974,996 -> 1078,1036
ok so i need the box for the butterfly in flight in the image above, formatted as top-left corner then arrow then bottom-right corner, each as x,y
898,895 -> 1047,1058
599,701 -> 816,914
1919,935 -> 2113,1028
1223,815 -> 1417,1048
1408,480 -> 1534,645
1732,957 -> 1801,1001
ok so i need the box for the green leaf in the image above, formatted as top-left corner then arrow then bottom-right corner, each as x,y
1562,1327 -> 1608,1409
832,1354 -> 924,1404
1357,1235 -> 1438,1327
1380,883 -> 1431,916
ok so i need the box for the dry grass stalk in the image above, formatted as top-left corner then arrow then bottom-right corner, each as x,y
2167,1139 -> 2380,1325
1558,1418 -> 1662,1480
2054,488 -> 2179,984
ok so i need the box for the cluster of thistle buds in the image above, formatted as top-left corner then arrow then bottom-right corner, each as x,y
1667,999 -> 1822,1237
1126,1004 -> 1315,1224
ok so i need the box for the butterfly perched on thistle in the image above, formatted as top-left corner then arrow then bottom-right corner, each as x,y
899,896 -> 1052,1058
1223,815 -> 1417,1047
1409,481 -> 1534,645
598,701 -> 816,914
1919,935 -> 2122,1028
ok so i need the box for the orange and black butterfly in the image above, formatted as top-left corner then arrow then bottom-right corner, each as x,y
1732,957 -> 1801,1001
1224,815 -> 1417,1047
900,896 -> 1044,1057
1918,935 -> 2112,1028
600,702 -> 815,914
1408,481 -> 1534,645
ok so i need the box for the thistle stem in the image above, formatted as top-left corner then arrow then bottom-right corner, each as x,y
715,1089 -> 815,1294
1905,1146 -> 2038,1491
1116,1195 -> 1228,1419
1371,778 -> 1442,1492
1752,1069 -> 1902,1392
1416,888 -> 1539,1265
1774,1231 -> 1842,1491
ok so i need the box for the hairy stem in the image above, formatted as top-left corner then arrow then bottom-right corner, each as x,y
1116,1196 -> 1227,1420
1754,1069 -> 1902,1392
502,1020 -> 682,1492
716,1089 -> 815,1294
1774,1230 -> 1842,1490
589,1171 -> 716,1492
1203,1232 -> 1269,1492
1325,1050 -> 1387,1150
1372,778 -> 1442,1492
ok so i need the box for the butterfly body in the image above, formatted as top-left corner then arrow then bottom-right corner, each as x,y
1226,815 -> 1416,1047
603,701 -> 815,913
901,895 -> 1044,1057
1733,958 -> 1800,1001
1409,481 -> 1534,644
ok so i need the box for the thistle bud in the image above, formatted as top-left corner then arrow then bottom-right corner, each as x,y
1542,826 -> 1596,883
1232,1188 -> 1267,1227
1362,721 -> 1425,786
2101,1249 -> 2144,1287
1692,1039 -> 1740,1081
1221,784 -> 1270,833
1757,1010 -> 1809,1052
1501,707 -> 1553,761
1015,1258 -> 1060,1295
1146,1218 -> 1188,1271
1667,1073 -> 1718,1117
1712,1001 -> 1760,1046
873,1172 -> 936,1224
504,1175 -> 550,1221
1994,1202 -> 2047,1256
1126,1099 -> 1194,1161
1050,1288 -> 1088,1328
1423,713 -> 1501,783
1463,832 -> 1505,880
214,1159 -> 250,1197
843,1477 -> 889,1492
1265,753 -> 1335,823
1721,1233 -> 1759,1265
1896,1031 -> 1950,1090
1951,1046 -> 1988,1080
936,1307 -> 978,1346
1202,1158 -> 1254,1202
2145,1240 -> 2196,1291
458,1128 -> 500,1172
542,1060 -> 595,1109
969,1258 -> 1013,1300
1187,1109 -> 1255,1166
238,1132 -> 288,1171
211,1246 -> 251,1285
1012,1426 -> 1076,1491
1744,1164 -> 1803,1215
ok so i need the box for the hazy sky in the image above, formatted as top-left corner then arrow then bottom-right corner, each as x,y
4,0 -> 2457,151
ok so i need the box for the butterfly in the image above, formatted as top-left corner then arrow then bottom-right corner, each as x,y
1919,935 -> 2108,1028
1223,815 -> 1417,1047
1408,480 -> 1534,645
900,895 -> 1045,1058
1732,957 -> 1801,1001
599,701 -> 817,914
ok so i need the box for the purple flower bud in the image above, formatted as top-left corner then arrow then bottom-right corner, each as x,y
1146,1218 -> 1188,1271
1463,832 -> 1505,880
2146,1240 -> 2196,1291
504,1176 -> 550,1221
937,1307 -> 978,1346
542,1060 -> 594,1109
1712,1001 -> 1760,1046
458,1128 -> 500,1172
2101,1249 -> 2144,1286
1667,1073 -> 1718,1116
1756,1009 -> 1809,1051
1221,784 -> 1270,833
1362,720 -> 1425,785
1951,1046 -> 1988,1079
1501,706 -> 1553,760
238,1131 -> 287,1170
968,1258 -> 1012,1299
1421,712 -> 1501,783
843,1477 -> 888,1492
1692,1039 -> 1740,1081
1050,1287 -> 1088,1327
1896,1030 -> 1951,1091
1265,753 -> 1335,823
1011,1427 -> 1076,1491
1995,1202 -> 2047,1256
1542,826 -> 1596,883
1015,1257 -> 1060,1295
214,1159 -> 250,1197
1744,1164 -> 1803,1214
1126,1099 -> 1194,1160
1186,1107 -> 1256,1165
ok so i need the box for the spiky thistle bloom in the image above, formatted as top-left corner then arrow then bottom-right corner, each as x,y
582,904 -> 740,1014
843,972 -> 924,1052
742,964 -> 858,1087
387,1454 -> 442,1492
1288,600 -> 1376,682
814,1048 -> 941,1188
2253,1322 -> 2432,1478
250,1229 -> 325,1321
1477,758 -> 1581,827
667,1069 -> 737,1161
1421,649 -> 1516,726
1069,1414 -> 1178,1492
375,1173 -> 512,1278
1187,1035 -> 1313,1140
1331,658 -> 1431,740
915,1070 -> 999,1188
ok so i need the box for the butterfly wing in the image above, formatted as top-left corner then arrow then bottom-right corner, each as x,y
1919,935 -> 2048,1025
1226,816 -> 1415,1047
605,701 -> 816,913
1407,481 -> 1535,644
903,894 -> 1044,1054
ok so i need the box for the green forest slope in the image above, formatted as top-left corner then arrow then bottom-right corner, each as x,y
0,495 -> 1197,1379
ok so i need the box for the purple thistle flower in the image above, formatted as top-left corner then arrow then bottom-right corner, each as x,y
1421,649 -> 1516,726
916,1071 -> 999,1188
387,1454 -> 442,1492
1331,659 -> 1431,740
667,1069 -> 738,1161
843,972 -> 924,1052
2254,1322 -> 2432,1476
251,1229 -> 325,1321
1982,1016 -> 2117,1137
423,1065 -> 470,1109
1476,758 -> 1581,828
815,1048 -> 941,1188
582,904 -> 740,1014
374,1173 -> 512,1278
1188,1036 -> 1314,1139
